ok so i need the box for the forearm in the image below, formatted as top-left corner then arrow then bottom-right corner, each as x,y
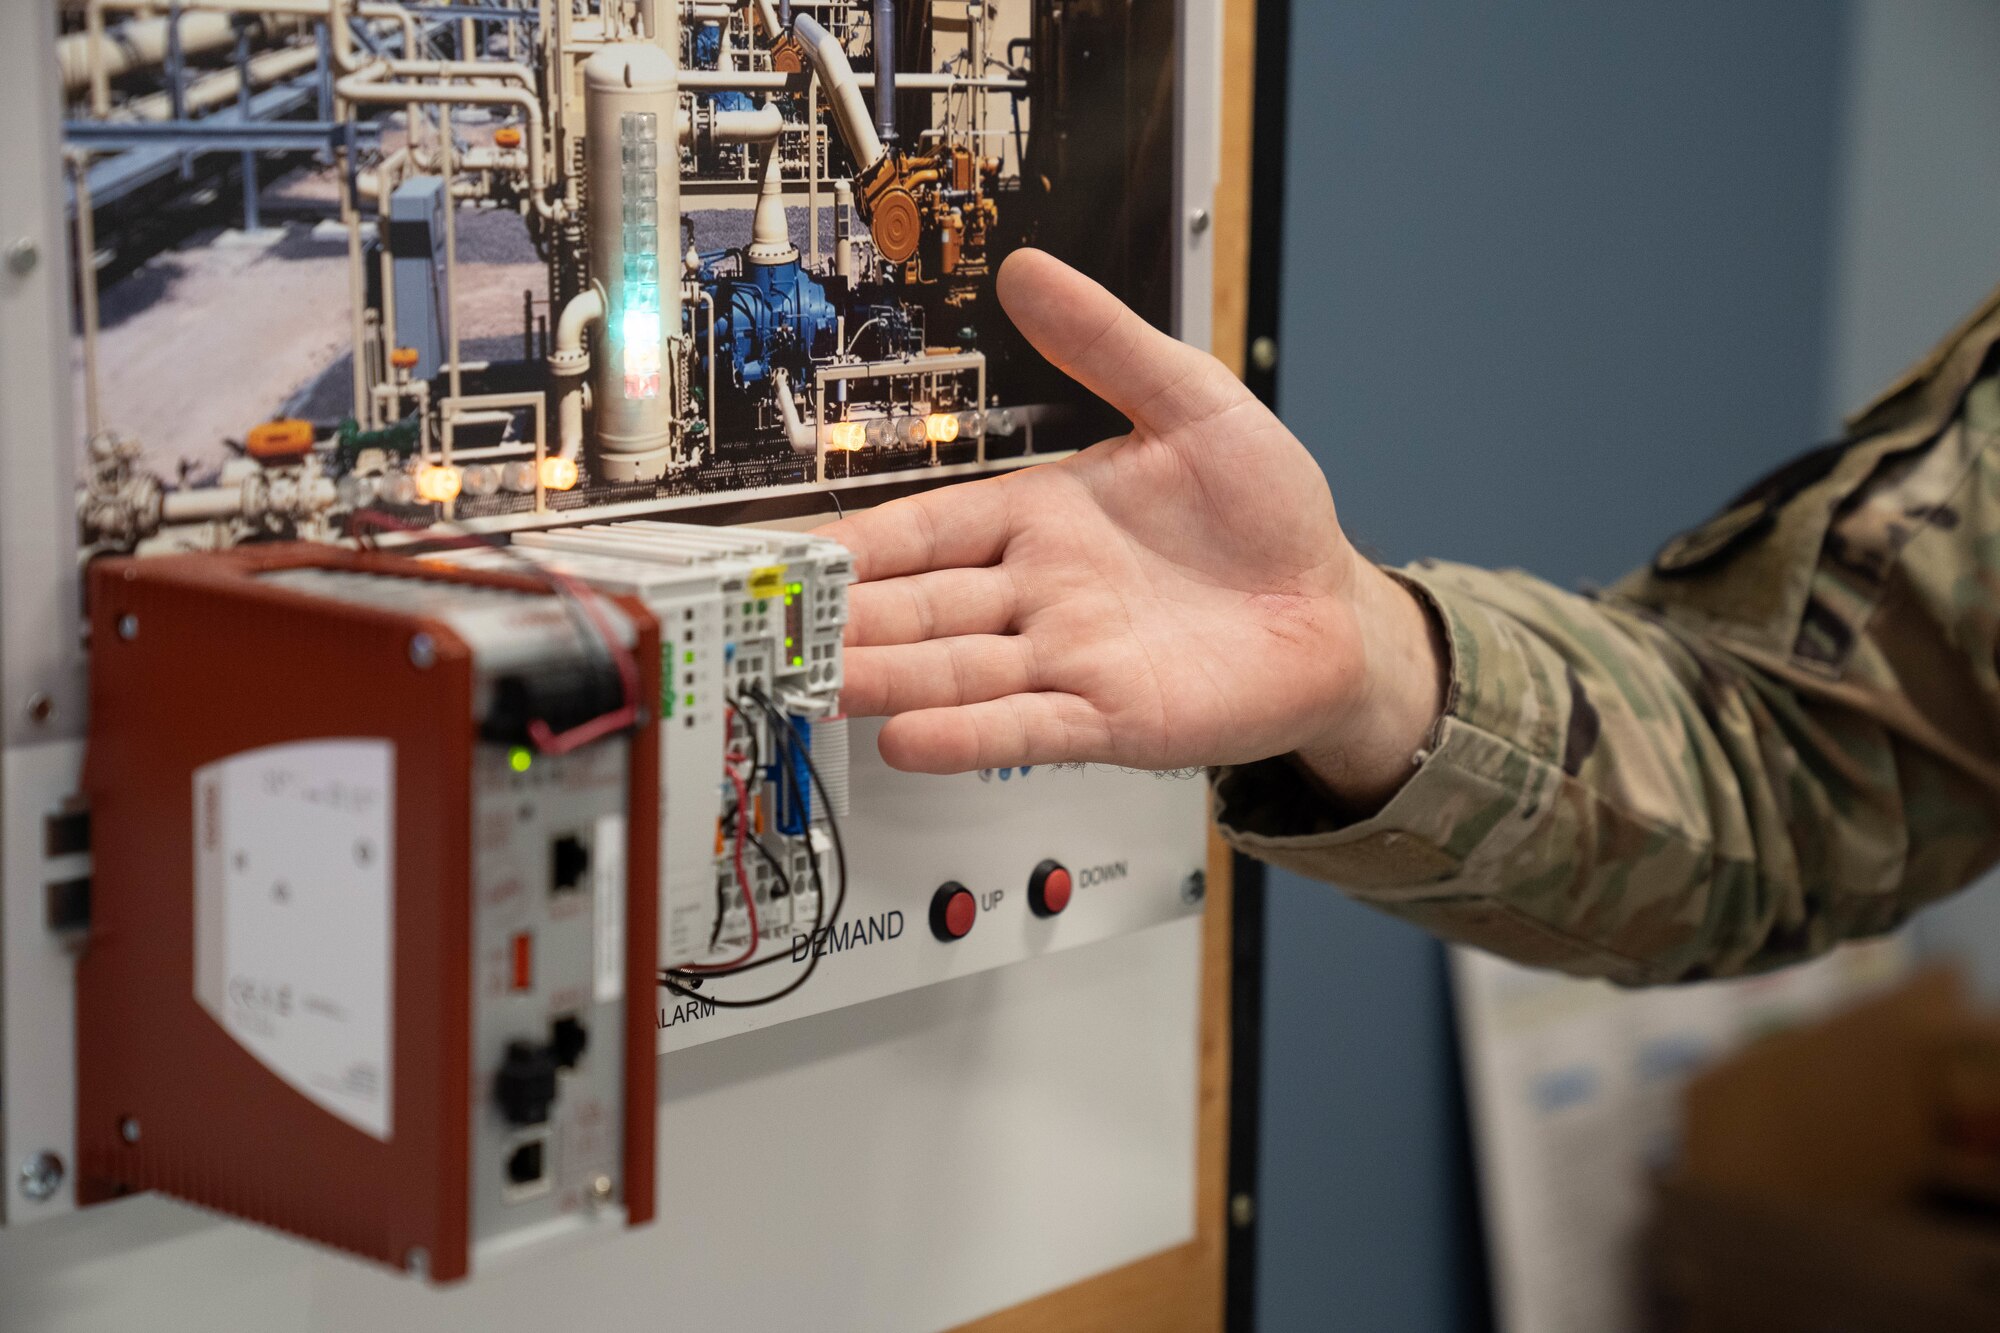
1220,544 -> 2000,984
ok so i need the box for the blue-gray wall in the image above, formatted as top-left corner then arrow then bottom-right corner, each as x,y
1259,5 -> 1851,1328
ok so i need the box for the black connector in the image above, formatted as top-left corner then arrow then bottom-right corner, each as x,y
505,1138 -> 546,1187
480,660 -> 627,747
550,1014 -> 588,1069
551,833 -> 590,894
43,807 -> 91,858
46,877 -> 91,936
494,1040 -> 558,1126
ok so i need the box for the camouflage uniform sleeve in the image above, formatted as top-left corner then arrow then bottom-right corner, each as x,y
1215,283 -> 2000,985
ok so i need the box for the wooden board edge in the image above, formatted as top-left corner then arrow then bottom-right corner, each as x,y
954,3 -> 1258,1326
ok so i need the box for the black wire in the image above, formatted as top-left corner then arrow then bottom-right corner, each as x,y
667,694 -> 826,993
708,788 -> 738,951
747,829 -> 797,900
660,688 -> 847,1006
707,705 -> 765,949
707,805 -> 797,956
826,489 -> 846,520
672,695 -> 819,986
692,830 -> 806,979
698,715 -> 819,977
738,704 -> 762,772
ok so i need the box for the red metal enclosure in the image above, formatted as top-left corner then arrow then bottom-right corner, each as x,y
75,545 -> 658,1281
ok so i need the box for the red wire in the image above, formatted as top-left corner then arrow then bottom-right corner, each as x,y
682,758 -> 760,972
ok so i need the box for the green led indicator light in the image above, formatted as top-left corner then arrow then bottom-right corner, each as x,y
741,601 -> 752,615
788,582 -> 803,595
684,692 -> 696,708
791,655 -> 804,667
507,746 -> 533,773
684,650 -> 695,664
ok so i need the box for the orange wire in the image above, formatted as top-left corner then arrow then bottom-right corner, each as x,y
682,759 -> 760,972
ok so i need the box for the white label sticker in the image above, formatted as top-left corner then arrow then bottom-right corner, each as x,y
594,813 -> 626,1003
194,740 -> 395,1141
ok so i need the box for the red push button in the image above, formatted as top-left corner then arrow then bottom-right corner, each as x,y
930,882 -> 977,940
1028,860 -> 1072,917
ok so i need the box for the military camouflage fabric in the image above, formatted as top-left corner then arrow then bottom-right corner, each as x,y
1213,281 -> 2000,985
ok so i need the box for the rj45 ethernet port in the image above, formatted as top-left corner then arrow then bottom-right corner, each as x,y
551,832 -> 590,894
504,1135 -> 551,1201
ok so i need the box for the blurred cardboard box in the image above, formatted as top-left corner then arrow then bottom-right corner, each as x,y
1646,969 -> 2000,1332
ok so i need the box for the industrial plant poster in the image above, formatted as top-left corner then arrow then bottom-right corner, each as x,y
64,1 -> 1180,555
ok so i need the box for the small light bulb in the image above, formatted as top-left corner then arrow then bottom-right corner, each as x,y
539,456 -> 580,491
414,463 -> 461,503
901,415 -> 927,446
336,473 -> 378,508
925,412 -> 961,443
461,464 -> 500,497
827,421 -> 866,451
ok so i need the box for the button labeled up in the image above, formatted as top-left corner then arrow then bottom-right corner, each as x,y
930,882 -> 977,941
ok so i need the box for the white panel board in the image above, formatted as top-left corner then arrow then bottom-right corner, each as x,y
0,917 -> 1201,1333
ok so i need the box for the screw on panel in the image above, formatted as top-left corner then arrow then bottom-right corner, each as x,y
1188,208 -> 1211,236
118,1116 -> 141,1143
1181,870 -> 1207,905
408,633 -> 436,669
1230,1191 -> 1255,1228
17,1152 -> 64,1202
5,238 -> 37,276
116,614 -> 139,641
589,1173 -> 615,1206
25,693 -> 53,724
1250,336 -> 1278,374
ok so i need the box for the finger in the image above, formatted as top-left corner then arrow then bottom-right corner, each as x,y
814,476 -> 1013,582
876,693 -> 1113,773
840,636 -> 1038,716
996,248 -> 1234,433
846,566 -> 1018,647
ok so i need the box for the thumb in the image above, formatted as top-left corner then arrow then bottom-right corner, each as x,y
996,248 -> 1235,433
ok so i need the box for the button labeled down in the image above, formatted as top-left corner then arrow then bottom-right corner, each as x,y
1028,860 -> 1072,917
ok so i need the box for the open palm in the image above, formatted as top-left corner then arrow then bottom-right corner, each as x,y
819,249 -> 1439,798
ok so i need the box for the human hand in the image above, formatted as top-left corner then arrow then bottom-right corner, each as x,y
817,249 -> 1445,808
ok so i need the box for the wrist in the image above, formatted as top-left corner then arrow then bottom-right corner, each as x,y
1293,562 -> 1448,813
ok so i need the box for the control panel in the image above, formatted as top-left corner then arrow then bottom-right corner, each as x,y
57,521 -> 1207,1279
